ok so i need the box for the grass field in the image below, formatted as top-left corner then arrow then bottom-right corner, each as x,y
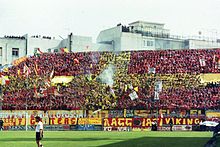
0,131 -> 213,147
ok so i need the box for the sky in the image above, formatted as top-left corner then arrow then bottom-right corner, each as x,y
0,0 -> 220,41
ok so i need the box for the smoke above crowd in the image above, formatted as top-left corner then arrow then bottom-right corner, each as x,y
97,64 -> 115,87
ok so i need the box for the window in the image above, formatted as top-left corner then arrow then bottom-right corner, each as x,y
144,40 -> 154,47
12,48 -> 19,56
147,41 -> 153,46
48,48 -> 51,53
151,41 -> 154,46
143,40 -> 148,47
0,47 -> 2,56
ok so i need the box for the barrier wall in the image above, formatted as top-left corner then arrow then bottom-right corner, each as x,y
103,118 -> 200,127
0,109 -> 208,119
0,110 -> 218,131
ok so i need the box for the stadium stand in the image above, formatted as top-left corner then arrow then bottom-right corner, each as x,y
1,49 -> 220,111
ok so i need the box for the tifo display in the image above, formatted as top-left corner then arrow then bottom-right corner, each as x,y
1,49 -> 220,111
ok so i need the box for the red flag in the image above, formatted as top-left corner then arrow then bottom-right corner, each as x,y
50,68 -> 54,79
74,58 -> 80,64
17,69 -> 21,77
60,48 -> 65,53
33,84 -> 39,98
37,48 -> 43,54
1,75 -> 10,85
34,62 -> 39,75
60,48 -> 69,53
44,69 -> 54,88
23,64 -> 31,77
213,55 -> 220,69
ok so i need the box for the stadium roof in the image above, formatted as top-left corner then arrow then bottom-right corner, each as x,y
129,20 -> 165,26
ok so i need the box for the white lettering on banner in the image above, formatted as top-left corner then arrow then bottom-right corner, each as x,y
159,125 -> 192,131
0,111 -> 26,118
117,127 -> 127,131
103,127 -> 112,131
48,111 -> 84,118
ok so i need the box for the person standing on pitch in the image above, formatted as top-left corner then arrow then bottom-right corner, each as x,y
169,117 -> 173,131
0,118 -> 4,131
35,116 -> 44,147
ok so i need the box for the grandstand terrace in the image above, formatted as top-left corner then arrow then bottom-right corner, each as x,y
1,48 -> 220,112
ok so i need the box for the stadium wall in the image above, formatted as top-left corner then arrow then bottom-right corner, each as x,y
96,26 -> 122,51
27,36 -> 61,56
0,110 -> 219,131
189,39 -> 220,49
0,38 -> 26,65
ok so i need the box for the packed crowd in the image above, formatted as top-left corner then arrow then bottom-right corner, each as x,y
128,49 -> 220,74
8,52 -> 108,77
117,86 -> 220,110
1,49 -> 220,111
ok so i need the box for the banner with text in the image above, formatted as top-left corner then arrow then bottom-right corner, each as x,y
104,118 -> 201,128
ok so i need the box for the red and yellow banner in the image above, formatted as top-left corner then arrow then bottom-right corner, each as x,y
88,110 -> 109,118
162,117 -> 200,125
206,111 -> 220,118
104,118 -> 133,127
78,118 -> 102,125
104,118 -> 201,127
48,110 -> 84,118
2,117 -> 201,127
12,56 -> 27,66
49,118 -> 77,125
134,110 -> 151,117
3,118 -> 26,126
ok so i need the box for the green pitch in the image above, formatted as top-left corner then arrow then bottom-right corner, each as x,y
0,131 -> 212,147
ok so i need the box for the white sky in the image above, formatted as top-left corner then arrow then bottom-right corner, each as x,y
0,0 -> 220,41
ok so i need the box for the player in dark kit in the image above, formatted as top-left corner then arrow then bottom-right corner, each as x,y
169,118 -> 173,131
35,116 -> 44,147
0,118 -> 3,131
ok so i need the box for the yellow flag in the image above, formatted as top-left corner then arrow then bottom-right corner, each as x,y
3,67 -> 8,72
125,85 -> 127,92
134,87 -> 138,92
64,48 -> 69,53
17,69 -> 21,77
